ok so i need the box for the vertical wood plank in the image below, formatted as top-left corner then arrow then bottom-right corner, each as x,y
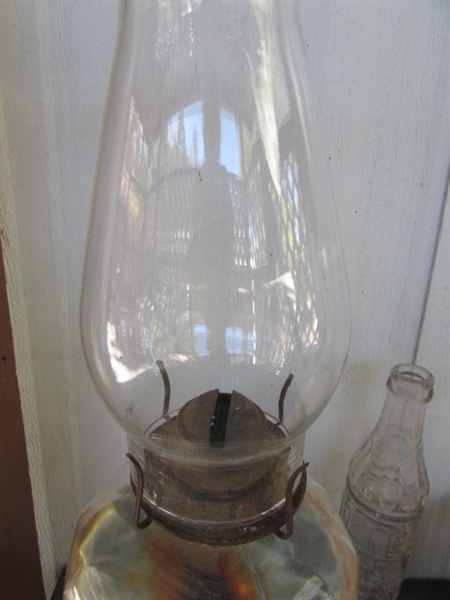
301,1 -> 450,577
0,1 -> 126,592
408,187 -> 450,578
0,238 -> 46,600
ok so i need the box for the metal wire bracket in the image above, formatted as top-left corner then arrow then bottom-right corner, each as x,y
126,453 -> 152,530
278,373 -> 294,422
275,461 -> 309,540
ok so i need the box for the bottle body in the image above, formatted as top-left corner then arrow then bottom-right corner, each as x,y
340,364 -> 434,600
341,484 -> 420,600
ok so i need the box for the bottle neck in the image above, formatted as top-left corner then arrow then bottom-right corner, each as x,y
375,364 -> 434,446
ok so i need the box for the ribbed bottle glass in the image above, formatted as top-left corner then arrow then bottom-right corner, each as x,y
340,364 -> 434,600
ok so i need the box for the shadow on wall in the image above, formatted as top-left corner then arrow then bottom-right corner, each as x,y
305,360 -> 387,504
406,493 -> 450,579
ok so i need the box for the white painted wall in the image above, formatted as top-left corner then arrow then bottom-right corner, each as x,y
0,1 -> 448,595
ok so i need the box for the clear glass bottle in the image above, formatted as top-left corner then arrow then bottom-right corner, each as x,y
340,363 -> 435,600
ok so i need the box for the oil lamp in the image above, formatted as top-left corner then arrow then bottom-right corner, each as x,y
64,1 -> 356,598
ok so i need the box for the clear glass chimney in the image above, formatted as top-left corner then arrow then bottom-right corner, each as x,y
80,0 -> 351,543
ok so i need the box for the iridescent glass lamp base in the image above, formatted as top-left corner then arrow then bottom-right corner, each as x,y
63,464 -> 357,600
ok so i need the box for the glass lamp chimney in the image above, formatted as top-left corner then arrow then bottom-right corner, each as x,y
80,0 -> 350,543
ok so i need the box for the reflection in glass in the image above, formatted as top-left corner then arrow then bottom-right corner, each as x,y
81,0 -> 350,465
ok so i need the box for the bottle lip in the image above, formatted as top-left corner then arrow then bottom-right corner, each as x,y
390,363 -> 435,389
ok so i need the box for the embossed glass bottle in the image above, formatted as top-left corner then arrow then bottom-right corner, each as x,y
340,364 -> 435,600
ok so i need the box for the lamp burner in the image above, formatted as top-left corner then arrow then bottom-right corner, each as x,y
127,387 -> 308,545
